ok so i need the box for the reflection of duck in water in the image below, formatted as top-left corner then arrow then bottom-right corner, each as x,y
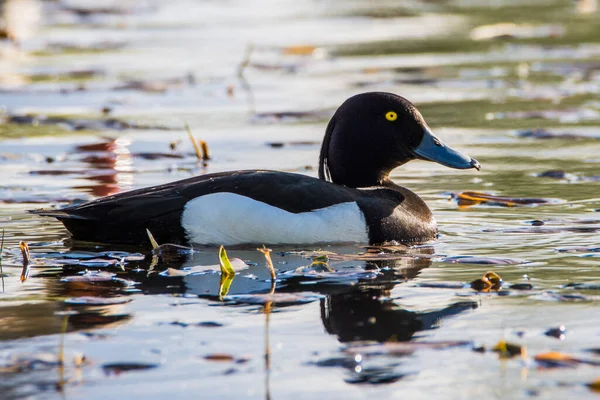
319,257 -> 477,343
321,288 -> 477,343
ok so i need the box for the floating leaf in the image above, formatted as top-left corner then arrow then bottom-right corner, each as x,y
533,352 -> 600,367
282,45 -> 316,55
471,271 -> 503,292
588,379 -> 600,393
452,191 -> 557,208
534,352 -> 579,368
218,246 -> 236,277
493,340 -> 525,359
203,353 -> 236,362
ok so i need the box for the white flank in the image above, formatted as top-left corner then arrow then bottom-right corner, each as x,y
181,192 -> 369,245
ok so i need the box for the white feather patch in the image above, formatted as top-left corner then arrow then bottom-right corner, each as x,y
181,192 -> 369,245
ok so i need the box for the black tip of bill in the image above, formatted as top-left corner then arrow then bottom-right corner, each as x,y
413,129 -> 481,171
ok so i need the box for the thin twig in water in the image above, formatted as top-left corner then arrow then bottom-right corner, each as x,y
185,123 -> 210,162
20,241 -> 31,283
56,311 -> 70,391
0,229 -> 5,292
257,246 -> 276,283
237,43 -> 256,115
264,292 -> 272,400
199,140 -> 211,161
185,123 -> 204,161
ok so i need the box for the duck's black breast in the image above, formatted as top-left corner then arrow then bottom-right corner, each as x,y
356,184 -> 437,244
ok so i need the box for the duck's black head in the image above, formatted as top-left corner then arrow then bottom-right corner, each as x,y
318,92 -> 480,188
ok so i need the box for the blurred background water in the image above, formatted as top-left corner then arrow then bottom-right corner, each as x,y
1,0 -> 600,399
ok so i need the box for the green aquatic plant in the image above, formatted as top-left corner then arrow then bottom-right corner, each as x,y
218,246 -> 236,300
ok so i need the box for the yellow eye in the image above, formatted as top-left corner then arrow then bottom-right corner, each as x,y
385,111 -> 397,121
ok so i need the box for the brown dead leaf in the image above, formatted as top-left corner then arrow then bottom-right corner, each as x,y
493,340 -> 525,358
282,45 -> 316,55
203,353 -> 236,362
471,271 -> 503,292
588,378 -> 600,392
533,351 -> 600,368
453,191 -> 555,209
20,241 -> 31,282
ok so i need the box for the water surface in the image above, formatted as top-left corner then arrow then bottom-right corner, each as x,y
1,0 -> 600,399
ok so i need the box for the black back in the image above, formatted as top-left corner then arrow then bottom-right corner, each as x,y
33,170 -> 436,245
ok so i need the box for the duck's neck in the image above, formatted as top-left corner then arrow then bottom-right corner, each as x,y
318,116 -> 415,188
320,161 -> 393,188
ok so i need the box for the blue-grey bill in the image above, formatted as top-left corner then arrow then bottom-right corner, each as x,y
413,129 -> 480,170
